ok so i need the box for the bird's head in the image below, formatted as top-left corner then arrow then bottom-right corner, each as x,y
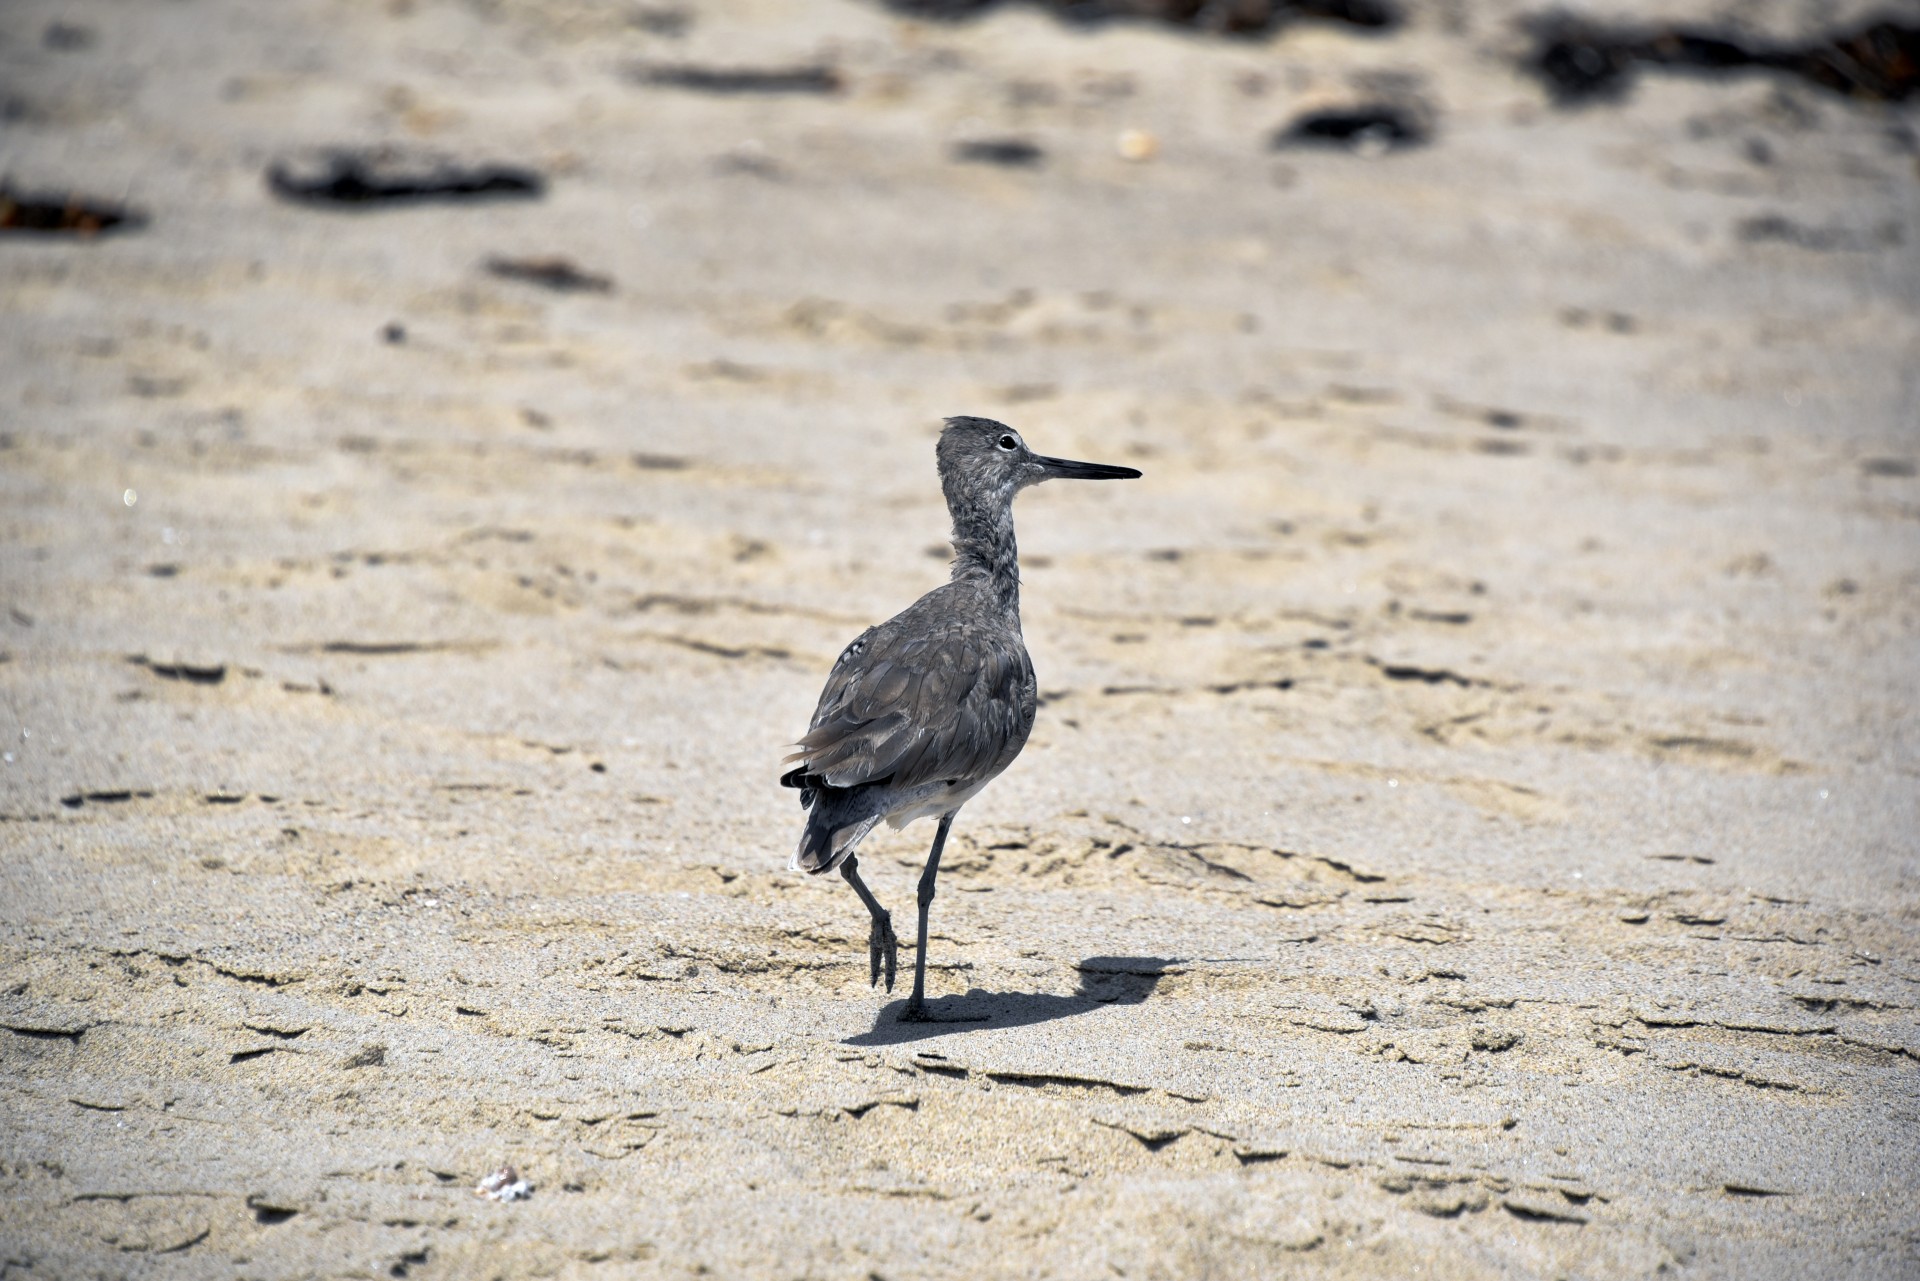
936,416 -> 1140,512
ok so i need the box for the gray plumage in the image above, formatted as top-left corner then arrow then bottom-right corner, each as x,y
781,416 -> 1140,1019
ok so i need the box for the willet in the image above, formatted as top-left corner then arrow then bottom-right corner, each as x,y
781,416 -> 1141,1019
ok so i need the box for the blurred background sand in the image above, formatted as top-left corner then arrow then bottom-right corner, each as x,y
1,0 -> 1916,1276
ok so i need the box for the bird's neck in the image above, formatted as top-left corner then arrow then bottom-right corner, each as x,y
949,502 -> 1021,618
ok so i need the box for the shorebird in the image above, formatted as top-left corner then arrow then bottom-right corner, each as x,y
781,416 -> 1141,1020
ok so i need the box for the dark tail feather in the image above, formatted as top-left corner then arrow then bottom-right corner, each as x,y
790,785 -> 878,874
794,811 -> 836,873
780,765 -> 817,809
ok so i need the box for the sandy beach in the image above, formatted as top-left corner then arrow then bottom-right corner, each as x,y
2,0 -> 1917,1276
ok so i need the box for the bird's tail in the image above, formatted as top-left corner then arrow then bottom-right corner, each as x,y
791,796 -> 879,875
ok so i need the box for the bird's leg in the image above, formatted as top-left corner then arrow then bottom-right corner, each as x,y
900,812 -> 955,1021
839,855 -> 897,991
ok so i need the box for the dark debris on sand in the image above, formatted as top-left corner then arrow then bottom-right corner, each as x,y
0,184 -> 145,236
628,62 -> 843,95
266,149 -> 546,208
880,0 -> 1396,38
1525,14 -> 1920,106
1272,103 -> 1428,152
483,256 -> 615,293
952,138 -> 1047,167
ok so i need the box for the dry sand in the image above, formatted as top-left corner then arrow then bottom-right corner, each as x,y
2,0 -> 1917,1276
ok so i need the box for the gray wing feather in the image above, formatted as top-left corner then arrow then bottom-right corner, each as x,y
786,618 -> 1031,792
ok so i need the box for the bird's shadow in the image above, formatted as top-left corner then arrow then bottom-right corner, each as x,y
842,956 -> 1178,1047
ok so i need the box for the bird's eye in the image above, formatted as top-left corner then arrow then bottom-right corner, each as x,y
998,435 -> 1018,451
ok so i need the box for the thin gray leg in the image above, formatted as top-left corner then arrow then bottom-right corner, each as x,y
840,855 -> 897,991
901,812 -> 955,1020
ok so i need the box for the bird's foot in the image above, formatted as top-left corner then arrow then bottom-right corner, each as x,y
869,912 -> 899,991
898,997 -> 931,1023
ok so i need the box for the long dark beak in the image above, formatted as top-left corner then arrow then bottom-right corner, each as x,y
1035,454 -> 1142,480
